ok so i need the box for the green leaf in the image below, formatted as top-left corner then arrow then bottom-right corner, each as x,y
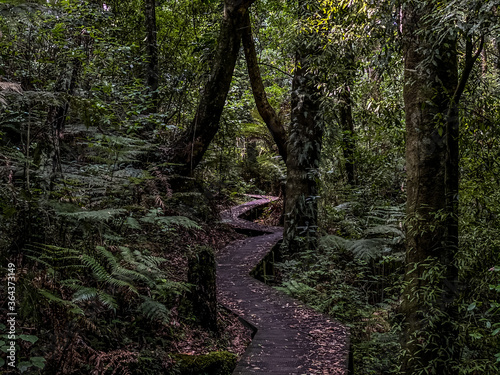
19,334 -> 38,344
18,361 -> 32,372
126,216 -> 141,229
469,332 -> 483,339
30,356 -> 46,369
467,302 -> 476,311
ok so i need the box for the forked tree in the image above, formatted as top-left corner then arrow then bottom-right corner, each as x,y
168,0 -> 255,176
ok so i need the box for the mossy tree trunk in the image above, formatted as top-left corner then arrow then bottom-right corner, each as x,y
339,79 -> 355,185
144,0 -> 159,114
169,0 -> 255,176
400,2 -> 483,373
282,0 -> 323,255
44,57 -> 82,177
187,246 -> 218,333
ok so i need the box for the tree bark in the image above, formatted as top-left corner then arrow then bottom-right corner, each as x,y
44,57 -> 82,176
187,246 -> 218,333
169,0 -> 255,176
241,11 -> 288,163
400,2 -> 461,373
282,0 -> 323,255
339,81 -> 355,185
144,0 -> 159,113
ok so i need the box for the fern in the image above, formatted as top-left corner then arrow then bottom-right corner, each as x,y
320,235 -> 353,252
139,208 -> 201,230
38,289 -> 84,315
62,279 -> 119,311
363,225 -> 404,239
348,238 -> 391,261
28,243 -> 187,324
277,280 -> 317,295
139,296 -> 170,324
81,253 -> 139,293
125,216 -> 141,230
159,215 -> 201,230
59,208 -> 126,222
154,279 -> 192,298
26,245 -> 84,271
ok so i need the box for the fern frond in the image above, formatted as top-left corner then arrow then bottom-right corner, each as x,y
71,286 -> 99,302
112,267 -> 152,286
276,280 -> 317,297
96,291 -> 118,311
38,289 -> 84,315
364,225 -> 404,239
59,208 -> 126,222
139,210 -> 201,231
81,254 -> 112,281
154,280 -> 191,297
139,253 -> 167,267
80,254 -> 138,293
156,216 -> 201,230
26,245 -> 83,270
125,217 -> 141,230
139,296 -> 170,324
348,238 -> 390,261
96,246 -> 119,271
319,235 -> 352,252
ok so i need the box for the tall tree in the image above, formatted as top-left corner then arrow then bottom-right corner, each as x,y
400,1 -> 484,373
169,0 -> 255,175
144,0 -> 159,113
338,52 -> 355,185
282,0 -> 324,255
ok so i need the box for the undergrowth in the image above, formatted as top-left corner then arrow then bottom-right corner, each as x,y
275,198 -> 405,374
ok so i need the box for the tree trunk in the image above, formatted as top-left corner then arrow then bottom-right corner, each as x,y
400,2 -> 460,373
241,11 -> 287,163
44,57 -> 82,176
339,81 -> 355,185
282,0 -> 323,255
144,0 -> 159,113
169,0 -> 255,176
187,246 -> 218,333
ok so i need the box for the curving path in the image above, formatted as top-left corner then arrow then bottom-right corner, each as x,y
217,196 -> 350,375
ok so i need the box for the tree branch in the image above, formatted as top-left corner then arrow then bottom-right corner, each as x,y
452,34 -> 485,105
241,11 -> 288,162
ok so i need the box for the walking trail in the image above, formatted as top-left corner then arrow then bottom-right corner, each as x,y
217,195 -> 351,375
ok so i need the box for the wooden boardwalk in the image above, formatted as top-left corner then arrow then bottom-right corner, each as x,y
217,196 -> 350,375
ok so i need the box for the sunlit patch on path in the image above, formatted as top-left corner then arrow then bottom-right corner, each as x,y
217,196 -> 351,374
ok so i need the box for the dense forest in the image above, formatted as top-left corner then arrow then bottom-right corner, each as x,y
0,0 -> 499,374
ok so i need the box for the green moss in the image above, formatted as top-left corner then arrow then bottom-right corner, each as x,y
173,351 -> 237,375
